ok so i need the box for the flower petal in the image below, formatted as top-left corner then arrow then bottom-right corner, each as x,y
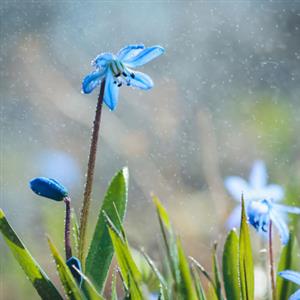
279,270 -> 300,286
270,208 -> 289,244
128,70 -> 153,90
117,44 -> 145,61
290,289 -> 300,300
224,176 -> 250,202
92,53 -> 114,68
104,69 -> 119,111
263,184 -> 284,202
273,204 -> 300,214
249,160 -> 268,189
82,70 -> 104,94
226,206 -> 242,229
123,45 -> 165,68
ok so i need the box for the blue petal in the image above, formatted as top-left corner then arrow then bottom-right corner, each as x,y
290,289 -> 300,300
224,176 -> 250,202
128,70 -> 154,90
270,209 -> 289,244
226,206 -> 241,229
104,69 -> 119,111
123,45 -> 165,68
30,177 -> 68,201
92,53 -> 114,68
82,70 -> 104,94
273,204 -> 300,214
279,270 -> 300,285
249,160 -> 267,189
264,184 -> 284,202
117,44 -> 145,61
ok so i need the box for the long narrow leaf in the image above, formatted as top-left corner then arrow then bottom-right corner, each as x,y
176,238 -> 198,300
71,208 -> 80,257
222,229 -> 240,300
212,243 -> 223,300
276,233 -> 300,300
239,197 -> 254,300
85,167 -> 129,292
47,237 -> 83,300
0,209 -> 62,300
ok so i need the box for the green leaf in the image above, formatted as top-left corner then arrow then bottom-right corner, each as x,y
212,243 -> 223,300
153,195 -> 171,231
276,233 -> 300,300
222,229 -> 240,300
47,237 -> 83,300
176,238 -> 198,300
107,219 -> 143,300
239,197 -> 254,300
110,271 -> 118,300
191,266 -> 206,300
85,167 -> 129,292
0,209 -> 62,300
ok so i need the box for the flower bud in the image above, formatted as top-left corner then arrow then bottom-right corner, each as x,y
66,256 -> 83,286
29,177 -> 68,201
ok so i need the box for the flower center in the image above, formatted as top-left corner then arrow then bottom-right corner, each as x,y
109,60 -> 135,87
247,199 -> 271,233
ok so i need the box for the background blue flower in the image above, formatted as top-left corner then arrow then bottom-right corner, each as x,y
225,160 -> 284,228
82,44 -> 165,110
247,198 -> 300,244
279,270 -> 300,300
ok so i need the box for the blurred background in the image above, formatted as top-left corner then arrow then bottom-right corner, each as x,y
1,1 -> 300,299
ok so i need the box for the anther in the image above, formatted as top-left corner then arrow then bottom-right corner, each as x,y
122,72 -> 127,77
117,82 -> 122,87
130,73 -> 135,79
115,73 -> 121,77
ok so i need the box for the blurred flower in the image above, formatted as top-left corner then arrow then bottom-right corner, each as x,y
225,160 -> 284,228
82,44 -> 165,110
30,177 -> 68,201
247,198 -> 300,244
37,150 -> 81,190
66,256 -> 83,286
279,270 -> 300,300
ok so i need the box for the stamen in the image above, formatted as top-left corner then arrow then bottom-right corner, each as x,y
115,73 -> 121,77
130,73 -> 135,79
117,82 -> 122,87
122,72 -> 127,77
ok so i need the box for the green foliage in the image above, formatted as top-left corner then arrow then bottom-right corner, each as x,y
47,237 -> 83,300
239,197 -> 254,300
222,229 -> 240,300
276,233 -> 300,300
0,209 -> 63,300
212,243 -> 223,300
85,167 -> 129,292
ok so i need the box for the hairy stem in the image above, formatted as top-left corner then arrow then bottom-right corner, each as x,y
79,80 -> 105,264
269,220 -> 276,300
64,197 -> 72,260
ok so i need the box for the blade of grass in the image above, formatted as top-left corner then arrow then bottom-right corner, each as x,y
239,196 -> 254,300
71,208 -> 79,257
0,209 -> 62,300
212,242 -> 223,300
85,167 -> 129,292
47,236 -> 83,300
222,229 -> 240,300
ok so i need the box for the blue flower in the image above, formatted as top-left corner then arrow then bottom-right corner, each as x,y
247,198 -> 300,244
30,177 -> 68,201
66,256 -> 83,287
279,270 -> 300,300
225,160 -> 284,228
82,44 -> 165,110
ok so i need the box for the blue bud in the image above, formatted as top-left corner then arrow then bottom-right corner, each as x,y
29,177 -> 68,201
66,256 -> 83,286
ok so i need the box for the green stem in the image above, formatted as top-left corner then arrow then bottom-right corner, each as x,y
269,220 -> 277,300
79,80 -> 105,265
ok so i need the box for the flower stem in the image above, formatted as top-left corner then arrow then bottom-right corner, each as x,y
79,80 -> 105,264
64,196 -> 72,260
269,220 -> 277,300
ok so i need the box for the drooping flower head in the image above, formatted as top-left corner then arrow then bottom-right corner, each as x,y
279,270 -> 300,300
247,198 -> 300,244
30,177 -> 68,201
224,160 -> 284,228
66,256 -> 83,287
82,44 -> 165,111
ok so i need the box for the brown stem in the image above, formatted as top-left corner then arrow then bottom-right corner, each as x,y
64,197 -> 72,260
79,80 -> 105,264
269,220 -> 277,300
